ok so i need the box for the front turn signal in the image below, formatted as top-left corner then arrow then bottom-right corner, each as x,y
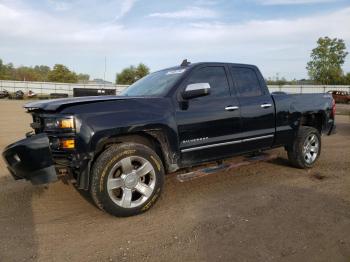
60,139 -> 75,149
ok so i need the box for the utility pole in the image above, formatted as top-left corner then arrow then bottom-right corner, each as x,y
104,56 -> 107,87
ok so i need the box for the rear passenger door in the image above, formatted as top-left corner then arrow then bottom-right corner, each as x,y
230,66 -> 275,151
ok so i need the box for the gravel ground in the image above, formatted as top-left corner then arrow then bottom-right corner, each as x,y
336,103 -> 350,115
0,100 -> 349,262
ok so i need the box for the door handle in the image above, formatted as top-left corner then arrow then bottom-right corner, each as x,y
225,106 -> 239,111
261,103 -> 272,108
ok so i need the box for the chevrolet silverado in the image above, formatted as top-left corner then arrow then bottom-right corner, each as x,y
2,61 -> 336,216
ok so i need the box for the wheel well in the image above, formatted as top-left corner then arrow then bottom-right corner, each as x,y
93,132 -> 166,170
300,113 -> 323,133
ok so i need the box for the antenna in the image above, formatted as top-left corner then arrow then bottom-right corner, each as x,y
180,59 -> 190,67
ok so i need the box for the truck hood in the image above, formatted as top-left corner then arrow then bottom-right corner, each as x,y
24,95 -> 148,112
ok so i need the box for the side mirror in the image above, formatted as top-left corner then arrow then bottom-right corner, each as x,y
182,83 -> 211,99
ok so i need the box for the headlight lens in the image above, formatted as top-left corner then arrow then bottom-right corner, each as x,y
58,119 -> 74,129
44,117 -> 75,130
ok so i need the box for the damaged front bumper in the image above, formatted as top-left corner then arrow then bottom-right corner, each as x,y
2,133 -> 58,185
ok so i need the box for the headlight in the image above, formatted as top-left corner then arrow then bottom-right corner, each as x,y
44,117 -> 75,130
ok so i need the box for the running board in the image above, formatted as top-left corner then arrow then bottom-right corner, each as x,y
176,153 -> 277,182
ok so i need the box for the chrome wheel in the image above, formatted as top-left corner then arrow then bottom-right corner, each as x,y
107,156 -> 156,208
303,134 -> 319,164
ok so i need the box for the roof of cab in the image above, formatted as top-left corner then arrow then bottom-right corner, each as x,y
161,61 -> 258,72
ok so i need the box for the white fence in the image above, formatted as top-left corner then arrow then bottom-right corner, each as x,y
268,85 -> 350,94
0,80 -> 350,96
0,80 -> 128,96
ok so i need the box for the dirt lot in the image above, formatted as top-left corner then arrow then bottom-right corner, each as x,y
0,100 -> 349,262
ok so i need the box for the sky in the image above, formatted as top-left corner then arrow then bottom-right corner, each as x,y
0,0 -> 350,82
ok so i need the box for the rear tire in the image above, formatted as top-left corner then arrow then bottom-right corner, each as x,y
287,126 -> 321,169
90,142 -> 164,217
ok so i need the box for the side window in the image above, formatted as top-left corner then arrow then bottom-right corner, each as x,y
186,66 -> 230,97
231,67 -> 263,97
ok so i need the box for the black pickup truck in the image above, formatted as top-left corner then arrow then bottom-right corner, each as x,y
2,61 -> 336,217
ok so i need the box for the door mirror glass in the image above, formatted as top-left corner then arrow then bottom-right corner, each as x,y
182,83 -> 210,99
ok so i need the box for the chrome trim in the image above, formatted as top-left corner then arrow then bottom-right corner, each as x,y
181,134 -> 274,153
225,106 -> 239,111
185,83 -> 211,91
181,140 -> 241,153
242,134 -> 274,142
261,103 -> 272,108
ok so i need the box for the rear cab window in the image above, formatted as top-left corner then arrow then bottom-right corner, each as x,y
230,67 -> 263,97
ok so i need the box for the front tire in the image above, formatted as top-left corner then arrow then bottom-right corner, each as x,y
287,126 -> 321,169
90,142 -> 164,217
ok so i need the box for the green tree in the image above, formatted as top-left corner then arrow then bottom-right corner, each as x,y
77,73 -> 90,82
342,72 -> 350,85
135,63 -> 149,81
48,64 -> 78,83
116,63 -> 150,84
34,65 -> 51,81
0,59 -> 6,79
116,66 -> 136,85
307,37 -> 348,84
0,59 -> 15,80
16,66 -> 44,81
266,76 -> 289,85
0,59 -> 92,83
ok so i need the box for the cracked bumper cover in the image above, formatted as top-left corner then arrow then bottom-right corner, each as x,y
2,133 -> 58,185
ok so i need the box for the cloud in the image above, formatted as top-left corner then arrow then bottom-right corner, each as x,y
0,2 -> 20,18
0,1 -> 349,80
47,0 -> 72,11
258,0 -> 337,5
117,0 -> 138,19
194,0 -> 219,6
148,6 -> 219,19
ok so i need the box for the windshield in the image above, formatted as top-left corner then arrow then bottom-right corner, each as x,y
121,68 -> 186,97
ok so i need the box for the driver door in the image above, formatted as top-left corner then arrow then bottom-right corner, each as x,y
175,65 -> 242,165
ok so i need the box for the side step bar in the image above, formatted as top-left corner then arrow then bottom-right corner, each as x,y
176,153 -> 277,182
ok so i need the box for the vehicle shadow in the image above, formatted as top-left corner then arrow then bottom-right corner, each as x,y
193,183 -> 350,261
268,157 -> 293,168
0,176 -> 39,261
116,166 -> 350,261
72,185 -> 97,208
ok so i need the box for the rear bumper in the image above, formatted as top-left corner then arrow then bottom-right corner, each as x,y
2,133 -> 58,185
